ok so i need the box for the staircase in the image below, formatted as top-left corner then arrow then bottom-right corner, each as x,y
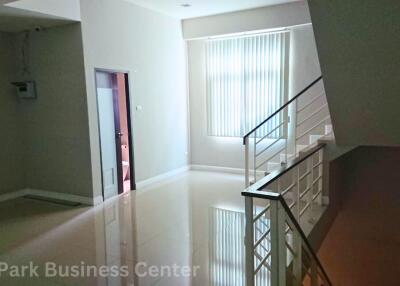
242,77 -> 334,285
243,76 -> 333,187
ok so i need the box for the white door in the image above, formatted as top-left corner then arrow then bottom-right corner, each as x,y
98,87 -> 118,200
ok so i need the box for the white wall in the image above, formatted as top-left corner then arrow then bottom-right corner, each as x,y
288,25 -> 325,146
188,24 -> 323,169
0,32 -> 24,195
79,0 -> 189,197
14,24 -> 93,197
288,25 -> 322,99
308,0 -> 400,146
0,24 -> 91,199
182,1 -> 311,40
188,40 -> 244,169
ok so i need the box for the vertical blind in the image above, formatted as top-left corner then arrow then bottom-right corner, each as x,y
206,31 -> 288,137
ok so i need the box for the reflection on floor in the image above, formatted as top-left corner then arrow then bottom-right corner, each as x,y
0,170 -> 326,286
0,171 -> 246,286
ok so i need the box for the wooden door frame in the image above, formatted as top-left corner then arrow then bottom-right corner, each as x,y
111,77 -> 124,195
94,68 -> 137,200
123,73 -> 136,191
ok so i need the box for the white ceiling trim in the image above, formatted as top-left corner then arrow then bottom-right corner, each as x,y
5,0 -> 81,21
125,0 -> 301,19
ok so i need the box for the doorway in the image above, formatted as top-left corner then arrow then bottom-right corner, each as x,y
95,70 -> 135,200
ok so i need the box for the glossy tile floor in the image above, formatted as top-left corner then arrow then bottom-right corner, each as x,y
0,170 -> 328,286
0,171 -> 247,286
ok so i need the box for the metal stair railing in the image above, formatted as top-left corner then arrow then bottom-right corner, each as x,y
243,76 -> 333,187
242,143 -> 332,286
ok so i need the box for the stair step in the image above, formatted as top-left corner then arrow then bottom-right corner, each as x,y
317,133 -> 335,144
309,134 -> 323,145
325,124 -> 333,135
280,153 -> 295,163
296,145 -> 308,153
267,162 -> 281,173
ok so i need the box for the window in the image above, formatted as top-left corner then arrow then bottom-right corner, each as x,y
206,31 -> 289,137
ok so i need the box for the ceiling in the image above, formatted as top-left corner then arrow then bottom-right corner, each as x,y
126,0 -> 301,19
0,0 -> 302,32
0,6 -> 70,32
0,0 -> 79,33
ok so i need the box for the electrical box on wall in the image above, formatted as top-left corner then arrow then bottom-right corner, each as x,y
11,81 -> 37,99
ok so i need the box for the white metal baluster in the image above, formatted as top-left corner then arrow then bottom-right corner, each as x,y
306,157 -> 313,223
245,196 -> 255,286
284,107 -> 288,165
284,215 -> 301,285
293,163 -> 303,285
253,131 -> 257,183
270,200 -> 286,286
245,136 -> 250,187
289,97 -> 297,158
278,204 -> 287,286
295,98 -> 298,156
318,150 -> 324,206
270,200 -> 279,286
296,165 -> 301,222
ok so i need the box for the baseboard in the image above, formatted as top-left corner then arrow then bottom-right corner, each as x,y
136,165 -> 191,190
0,188 -> 102,206
28,189 -> 104,206
190,164 -> 266,176
0,189 -> 28,203
190,164 -> 245,174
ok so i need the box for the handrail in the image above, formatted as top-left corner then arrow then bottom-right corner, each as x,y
242,141 -> 331,285
242,188 -> 333,286
243,75 -> 323,144
244,142 -> 326,193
